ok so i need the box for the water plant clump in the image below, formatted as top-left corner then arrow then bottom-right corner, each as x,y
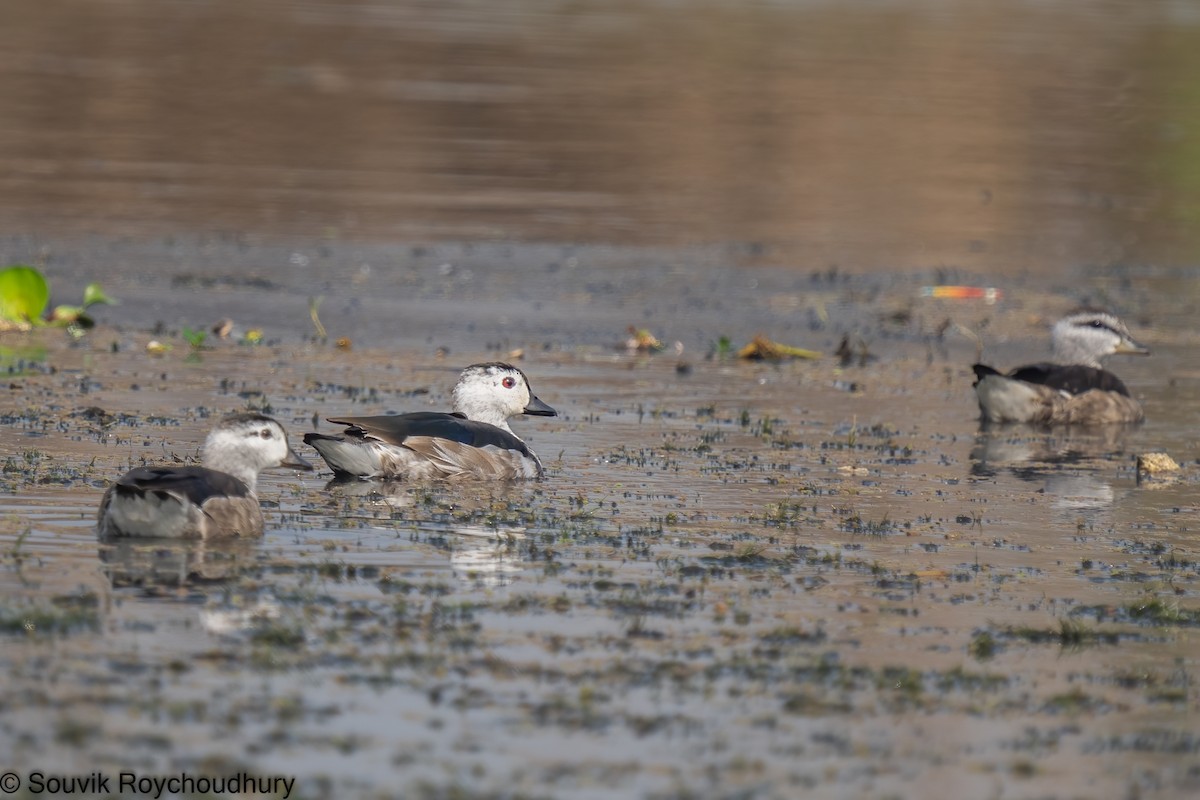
0,594 -> 101,636
0,265 -> 114,333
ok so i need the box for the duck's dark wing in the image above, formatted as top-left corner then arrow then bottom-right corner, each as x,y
1001,362 -> 1132,397
325,413 -> 537,458
111,466 -> 251,507
971,364 -> 1003,385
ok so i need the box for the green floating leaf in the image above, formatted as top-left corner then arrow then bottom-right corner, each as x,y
0,265 -> 51,325
82,282 -> 115,308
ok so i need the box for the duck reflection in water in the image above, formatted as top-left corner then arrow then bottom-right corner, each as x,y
98,535 -> 258,589
970,424 -> 1135,522
319,478 -> 531,587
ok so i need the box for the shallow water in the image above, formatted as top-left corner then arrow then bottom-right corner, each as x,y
0,268 -> 1198,798
2,0 -> 1200,797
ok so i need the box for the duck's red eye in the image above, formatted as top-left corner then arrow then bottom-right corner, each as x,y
502,376 -> 516,389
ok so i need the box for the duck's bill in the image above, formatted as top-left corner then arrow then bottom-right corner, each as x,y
523,395 -> 558,416
283,447 -> 315,470
1115,339 -> 1150,356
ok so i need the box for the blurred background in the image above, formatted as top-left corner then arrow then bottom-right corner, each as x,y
1,0 -> 1199,272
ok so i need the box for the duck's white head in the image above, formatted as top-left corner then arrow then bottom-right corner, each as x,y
1051,310 -> 1149,368
202,412 -> 312,490
451,362 -> 557,433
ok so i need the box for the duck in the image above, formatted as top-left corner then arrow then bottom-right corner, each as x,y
304,362 -> 557,480
97,412 -> 312,539
972,309 -> 1149,425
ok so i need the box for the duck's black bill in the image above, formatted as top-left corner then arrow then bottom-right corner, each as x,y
523,395 -> 557,416
284,447 -> 315,470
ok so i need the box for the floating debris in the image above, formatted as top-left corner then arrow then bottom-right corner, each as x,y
920,285 -> 1002,303
1137,452 -> 1179,474
212,318 -> 235,339
625,326 -> 665,353
737,335 -> 820,361
1137,452 -> 1181,486
309,296 -> 327,341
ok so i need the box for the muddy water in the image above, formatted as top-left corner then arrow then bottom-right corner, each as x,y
2,0 -> 1200,798
0,259 -> 1198,798
4,0 -> 1200,269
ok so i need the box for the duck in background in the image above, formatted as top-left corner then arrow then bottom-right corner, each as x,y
972,309 -> 1149,425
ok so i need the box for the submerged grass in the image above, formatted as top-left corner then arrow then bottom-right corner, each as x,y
0,593 -> 101,636
1124,598 -> 1200,626
1000,618 -> 1119,648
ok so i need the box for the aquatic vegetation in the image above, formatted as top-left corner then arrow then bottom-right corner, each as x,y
1,293 -> 1197,798
839,510 -> 903,536
1125,598 -> 1200,626
968,630 -> 998,660
710,334 -> 735,359
0,265 -> 114,332
2,526 -> 33,580
181,326 -> 209,350
0,593 -> 101,636
249,621 -> 306,649
0,265 -> 48,327
1044,687 -> 1108,715
997,618 -> 1119,648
